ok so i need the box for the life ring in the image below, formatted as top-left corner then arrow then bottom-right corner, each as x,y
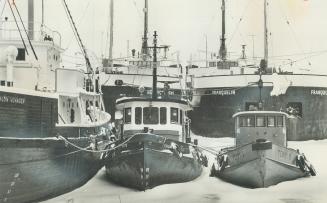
307,164 -> 317,176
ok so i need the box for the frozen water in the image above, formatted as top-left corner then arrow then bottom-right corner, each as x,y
44,136 -> 327,203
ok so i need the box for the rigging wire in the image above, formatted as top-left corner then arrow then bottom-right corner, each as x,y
61,0 -> 93,74
274,51 -> 327,68
227,0 -> 252,48
12,1 -> 38,60
277,0 -> 305,55
63,0 -> 91,50
0,0 -> 6,17
6,0 -> 29,55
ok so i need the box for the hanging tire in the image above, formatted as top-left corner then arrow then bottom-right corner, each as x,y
296,155 -> 306,172
210,164 -> 216,177
308,164 -> 317,176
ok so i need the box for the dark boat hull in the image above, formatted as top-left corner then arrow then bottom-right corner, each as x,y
0,89 -> 110,202
190,86 -> 327,140
211,142 -> 311,188
105,134 -> 203,190
0,138 -> 103,203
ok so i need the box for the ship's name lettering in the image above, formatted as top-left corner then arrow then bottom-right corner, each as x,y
211,89 -> 236,96
311,89 -> 327,96
0,95 -> 25,104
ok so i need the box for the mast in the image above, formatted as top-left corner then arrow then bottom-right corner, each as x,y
28,0 -> 34,40
141,0 -> 149,58
109,0 -> 114,68
263,0 -> 268,69
152,31 -> 158,99
41,0 -> 44,27
219,0 -> 227,60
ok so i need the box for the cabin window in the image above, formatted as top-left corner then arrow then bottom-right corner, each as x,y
143,107 -> 159,124
95,101 -> 99,107
267,116 -> 275,127
16,48 -> 26,61
180,110 -> 183,125
160,107 -> 167,124
135,107 -> 142,125
171,108 -> 179,124
256,116 -> 266,127
124,108 -> 132,124
276,116 -> 284,127
286,102 -> 303,118
239,116 -> 255,127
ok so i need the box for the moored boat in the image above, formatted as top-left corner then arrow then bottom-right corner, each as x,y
104,31 -> 207,190
210,71 -> 316,188
0,1 -> 111,202
210,110 -> 316,188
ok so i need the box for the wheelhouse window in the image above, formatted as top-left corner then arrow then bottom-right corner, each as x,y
256,116 -> 266,127
267,116 -> 275,127
160,107 -> 167,124
135,107 -> 142,125
276,116 -> 284,127
239,116 -> 255,127
124,108 -> 132,124
171,108 -> 179,124
143,107 -> 159,124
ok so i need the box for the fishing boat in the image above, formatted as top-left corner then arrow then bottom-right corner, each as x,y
100,0 -> 186,121
188,0 -> 327,141
209,69 -> 316,188
0,1 -> 111,202
104,31 -> 207,191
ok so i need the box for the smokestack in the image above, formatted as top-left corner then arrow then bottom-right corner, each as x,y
28,0 -> 34,40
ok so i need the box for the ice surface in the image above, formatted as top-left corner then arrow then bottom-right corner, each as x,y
44,136 -> 327,203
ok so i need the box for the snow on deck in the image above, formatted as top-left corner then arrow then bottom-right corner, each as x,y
44,136 -> 327,203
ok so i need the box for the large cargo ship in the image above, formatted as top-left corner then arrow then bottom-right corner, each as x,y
0,1 -> 111,202
100,0 -> 186,119
187,0 -> 327,140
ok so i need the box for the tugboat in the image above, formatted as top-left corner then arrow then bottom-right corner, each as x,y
210,70 -> 316,188
0,1 -> 111,202
104,31 -> 207,190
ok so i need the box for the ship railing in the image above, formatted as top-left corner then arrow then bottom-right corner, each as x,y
0,20 -> 61,47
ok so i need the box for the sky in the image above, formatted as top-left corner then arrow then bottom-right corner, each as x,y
1,0 -> 327,72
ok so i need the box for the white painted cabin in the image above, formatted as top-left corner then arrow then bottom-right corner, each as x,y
115,97 -> 192,142
233,111 -> 288,147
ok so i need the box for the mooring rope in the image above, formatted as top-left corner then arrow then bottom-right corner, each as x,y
59,134 -> 221,156
187,143 -> 219,155
58,134 -> 138,153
